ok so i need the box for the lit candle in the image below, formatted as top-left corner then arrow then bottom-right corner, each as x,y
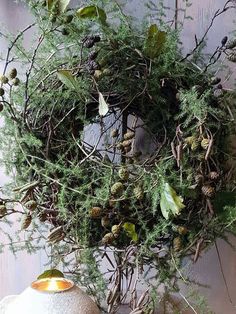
31,277 -> 74,293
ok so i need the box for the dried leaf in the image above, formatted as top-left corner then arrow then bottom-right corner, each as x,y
37,269 -> 64,280
144,24 -> 167,59
77,5 -> 107,25
160,182 -> 185,220
98,92 -> 109,116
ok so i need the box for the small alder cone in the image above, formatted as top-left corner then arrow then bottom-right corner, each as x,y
134,186 -> 144,200
89,206 -> 103,218
177,226 -> 188,235
8,68 -> 17,79
173,236 -> 182,252
25,200 -> 37,212
0,88 -> 5,96
191,139 -> 200,151
111,224 -> 121,237
124,131 -> 135,140
208,171 -> 219,180
195,174 -> 204,185
47,226 -> 65,244
102,232 -> 115,245
118,167 -> 129,181
12,78 -> 20,86
21,213 -> 32,230
0,205 -> 7,216
111,182 -> 124,196
110,129 -> 119,138
122,140 -> 132,147
101,216 -> 110,228
37,211 -> 47,222
0,75 -> 9,84
201,185 -> 215,198
201,138 -> 210,150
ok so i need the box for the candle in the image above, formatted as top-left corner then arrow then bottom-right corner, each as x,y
31,277 -> 74,293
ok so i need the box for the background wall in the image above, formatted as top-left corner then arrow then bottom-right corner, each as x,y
0,1 -> 236,313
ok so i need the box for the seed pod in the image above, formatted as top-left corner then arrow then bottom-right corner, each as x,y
47,226 -> 65,243
173,236 -> 182,252
89,51 -> 98,60
101,216 -> 110,228
21,213 -> 32,230
0,205 -> 7,216
177,226 -> 188,235
37,211 -> 47,222
102,232 -> 115,245
0,102 -> 3,112
64,14 -> 74,24
134,186 -> 144,201
228,52 -> 236,63
122,140 -> 132,147
8,68 -> 17,80
62,28 -> 69,36
89,206 -> 103,218
111,182 -> 124,196
94,70 -> 103,80
221,36 -> 228,46
201,185 -> 215,198
124,131 -> 135,140
191,139 -> 200,151
111,224 -> 121,237
210,77 -> 221,85
201,138 -> 210,150
195,174 -> 204,185
208,171 -> 219,180
0,75 -> 9,84
0,88 -> 5,96
111,129 -> 119,138
226,39 -> 236,49
116,143 -> 123,150
118,167 -> 129,181
12,78 -> 20,86
25,200 -> 37,212
102,68 -> 113,76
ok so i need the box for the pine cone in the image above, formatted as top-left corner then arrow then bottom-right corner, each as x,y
102,232 -> 115,245
21,213 -> 32,230
84,38 -> 95,48
0,102 -> 3,112
221,36 -> 228,46
173,236 -> 182,252
89,207 -> 103,218
8,68 -> 17,80
134,186 -> 144,200
47,226 -> 65,244
101,216 -> 110,228
118,167 -> 129,181
0,205 -> 7,216
124,131 -> 135,140
25,200 -> 37,212
201,185 -> 215,197
210,77 -> 221,85
110,129 -> 119,138
37,211 -> 47,222
122,140 -> 132,147
111,224 -> 121,237
0,88 -> 5,96
12,78 -> 20,86
111,182 -> 124,196
208,171 -> 219,180
195,174 -> 204,185
228,52 -> 236,63
0,75 -> 8,84
201,138 -> 210,149
88,51 -> 98,60
177,226 -> 188,235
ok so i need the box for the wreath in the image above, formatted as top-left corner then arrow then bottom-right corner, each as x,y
0,0 -> 236,312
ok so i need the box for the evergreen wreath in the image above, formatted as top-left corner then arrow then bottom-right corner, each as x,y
1,0 -> 236,312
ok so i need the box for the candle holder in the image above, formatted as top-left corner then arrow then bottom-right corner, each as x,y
0,278 -> 100,314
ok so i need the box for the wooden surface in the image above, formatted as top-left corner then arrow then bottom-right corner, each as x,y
0,1 -> 236,313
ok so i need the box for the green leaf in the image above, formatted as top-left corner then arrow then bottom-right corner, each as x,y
37,269 -> 64,280
123,222 -> 138,242
77,5 -> 107,25
57,70 -> 77,90
47,0 -> 71,14
98,92 -> 109,116
160,182 -> 185,220
144,24 -> 167,59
